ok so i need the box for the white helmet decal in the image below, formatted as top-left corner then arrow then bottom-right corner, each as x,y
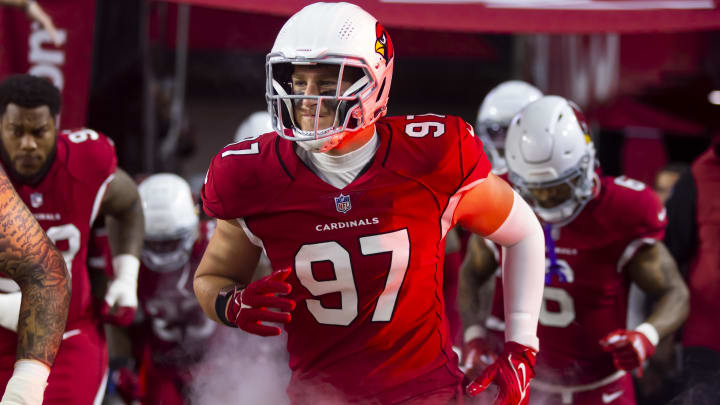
505,95 -> 597,226
138,173 -> 199,272
266,2 -> 394,152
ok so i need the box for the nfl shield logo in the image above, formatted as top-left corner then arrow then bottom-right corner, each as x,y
30,192 -> 43,208
334,194 -> 351,214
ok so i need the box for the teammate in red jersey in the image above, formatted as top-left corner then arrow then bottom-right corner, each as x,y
127,173 -> 218,405
461,95 -> 689,405
0,74 -> 144,404
194,3 -> 545,405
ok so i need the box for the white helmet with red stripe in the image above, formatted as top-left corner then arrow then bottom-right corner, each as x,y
266,2 -> 394,152
477,81 -> 543,175
505,95 -> 598,226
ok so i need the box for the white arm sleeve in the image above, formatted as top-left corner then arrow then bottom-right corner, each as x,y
0,360 -> 50,405
485,190 -> 545,351
0,292 -> 21,332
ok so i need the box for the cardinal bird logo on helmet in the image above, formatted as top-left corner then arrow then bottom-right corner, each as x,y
375,22 -> 393,64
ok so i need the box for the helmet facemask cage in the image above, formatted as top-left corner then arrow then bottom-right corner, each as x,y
509,145 -> 598,227
266,56 -> 375,150
142,226 -> 198,273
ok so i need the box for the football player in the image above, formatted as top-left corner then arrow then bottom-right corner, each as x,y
463,95 -> 689,405
0,169 -> 70,405
130,173 -> 217,405
195,3 -> 546,404
0,74 -> 144,404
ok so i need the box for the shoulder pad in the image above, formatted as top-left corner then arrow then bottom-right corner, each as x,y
603,176 -> 666,241
381,114 -> 489,197
58,128 -> 117,187
202,131 -> 290,220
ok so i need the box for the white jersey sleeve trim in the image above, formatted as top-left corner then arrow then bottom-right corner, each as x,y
440,177 -> 487,239
90,173 -> 116,225
617,237 -> 658,273
237,218 -> 264,249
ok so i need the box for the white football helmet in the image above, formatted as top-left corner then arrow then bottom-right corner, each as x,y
505,95 -> 598,226
266,2 -> 394,152
139,173 -> 199,272
234,111 -> 273,143
477,81 -> 543,175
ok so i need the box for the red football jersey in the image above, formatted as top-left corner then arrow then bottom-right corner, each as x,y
202,114 -> 490,403
489,176 -> 666,385
0,129 -> 117,360
133,220 -> 218,367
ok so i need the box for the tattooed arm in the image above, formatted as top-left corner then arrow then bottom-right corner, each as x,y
628,242 -> 689,339
0,169 -> 69,405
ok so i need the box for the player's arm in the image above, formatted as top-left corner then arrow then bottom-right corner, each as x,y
98,168 -> 144,326
0,170 -> 70,405
599,241 -> 689,376
194,219 -> 294,336
454,173 -> 545,402
455,173 -> 544,350
194,218 -> 262,323
628,242 -> 689,339
102,168 -> 144,258
457,234 -> 497,341
457,234 -> 500,375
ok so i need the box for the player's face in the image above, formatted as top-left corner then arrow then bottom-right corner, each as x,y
526,182 -> 573,209
291,64 -> 355,132
0,104 -> 56,178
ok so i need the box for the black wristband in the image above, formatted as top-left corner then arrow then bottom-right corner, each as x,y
215,285 -> 239,328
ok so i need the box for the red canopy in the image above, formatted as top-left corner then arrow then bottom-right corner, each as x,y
158,0 -> 720,33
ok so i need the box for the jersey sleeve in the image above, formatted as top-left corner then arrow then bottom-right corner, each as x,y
201,147 -> 252,220
201,134 -> 281,220
609,176 -> 668,271
61,128 -> 118,188
386,115 -> 491,197
614,176 -> 667,242
452,117 -> 492,193
201,153 -> 231,219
